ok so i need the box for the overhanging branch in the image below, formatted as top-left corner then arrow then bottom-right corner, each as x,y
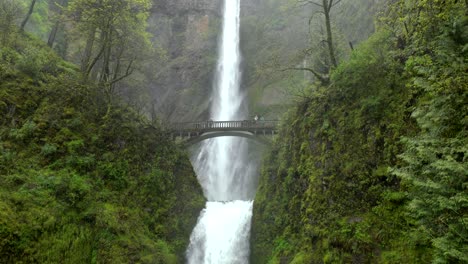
282,67 -> 329,84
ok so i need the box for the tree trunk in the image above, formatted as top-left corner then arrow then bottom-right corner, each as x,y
20,0 -> 38,31
58,34 -> 68,59
47,21 -> 60,47
47,0 -> 67,47
101,28 -> 112,85
81,27 -> 96,73
323,0 -> 337,68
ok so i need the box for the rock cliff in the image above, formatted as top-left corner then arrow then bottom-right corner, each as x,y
148,0 -> 222,122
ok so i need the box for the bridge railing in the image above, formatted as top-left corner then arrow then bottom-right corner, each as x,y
170,120 -> 279,132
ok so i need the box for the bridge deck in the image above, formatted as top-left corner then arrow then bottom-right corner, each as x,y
170,120 -> 279,137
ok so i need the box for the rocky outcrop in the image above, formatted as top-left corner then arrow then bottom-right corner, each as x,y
152,0 -> 221,15
147,0 -> 222,122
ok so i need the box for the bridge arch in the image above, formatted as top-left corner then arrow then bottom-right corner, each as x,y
183,131 -> 271,147
170,120 -> 279,147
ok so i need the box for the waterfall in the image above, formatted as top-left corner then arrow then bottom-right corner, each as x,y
186,1 -> 256,263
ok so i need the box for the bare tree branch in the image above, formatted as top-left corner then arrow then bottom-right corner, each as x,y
86,43 -> 105,77
109,59 -> 135,86
298,0 -> 323,8
282,67 -> 329,84
331,0 -> 343,8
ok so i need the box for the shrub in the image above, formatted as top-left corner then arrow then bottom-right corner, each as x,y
16,46 -> 59,79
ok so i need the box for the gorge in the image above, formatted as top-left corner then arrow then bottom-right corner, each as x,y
0,0 -> 466,263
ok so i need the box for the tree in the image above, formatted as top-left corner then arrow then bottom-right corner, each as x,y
20,0 -> 37,32
289,0 -> 343,85
391,1 -> 468,262
47,0 -> 68,48
303,0 -> 341,67
396,53 -> 468,264
67,0 -> 152,96
0,0 -> 23,45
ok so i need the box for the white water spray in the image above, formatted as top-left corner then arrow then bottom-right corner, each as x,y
187,1 -> 256,263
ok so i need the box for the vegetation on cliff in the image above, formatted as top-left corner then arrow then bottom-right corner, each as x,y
0,13 -> 204,264
251,1 -> 467,263
241,0 -> 379,120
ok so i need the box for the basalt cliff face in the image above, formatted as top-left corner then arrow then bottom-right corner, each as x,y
148,0 -> 222,122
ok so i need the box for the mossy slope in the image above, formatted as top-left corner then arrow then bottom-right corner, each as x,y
251,2 -> 467,263
0,34 -> 204,263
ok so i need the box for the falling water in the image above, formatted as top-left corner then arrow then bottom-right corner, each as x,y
186,1 -> 256,263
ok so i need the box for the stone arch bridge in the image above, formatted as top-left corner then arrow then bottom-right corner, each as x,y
169,120 -> 279,146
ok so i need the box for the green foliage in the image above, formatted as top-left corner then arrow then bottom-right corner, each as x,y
290,251 -> 313,264
253,28 -> 411,262
67,0 -> 152,90
0,31 -> 204,263
251,1 -> 467,263
16,46 -> 60,78
0,0 -> 23,45
394,21 -> 468,263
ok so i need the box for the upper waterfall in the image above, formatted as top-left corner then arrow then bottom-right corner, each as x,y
191,0 -> 256,202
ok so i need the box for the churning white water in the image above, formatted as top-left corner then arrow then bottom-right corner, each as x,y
187,201 -> 253,264
186,1 -> 256,263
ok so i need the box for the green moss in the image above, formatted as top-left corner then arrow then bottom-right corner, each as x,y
0,32 -> 204,263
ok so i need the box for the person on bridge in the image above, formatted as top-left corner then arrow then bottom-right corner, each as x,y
254,115 -> 259,122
